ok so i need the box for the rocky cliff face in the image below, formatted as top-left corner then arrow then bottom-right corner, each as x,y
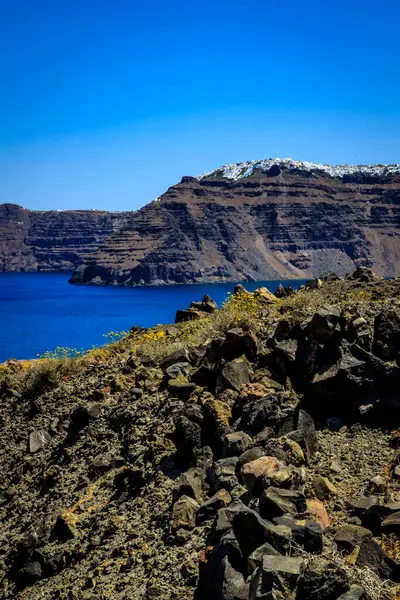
71,160 -> 400,285
2,159 -> 400,283
0,204 -> 128,272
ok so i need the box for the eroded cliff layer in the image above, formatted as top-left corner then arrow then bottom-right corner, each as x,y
2,159 -> 400,283
0,204 -> 128,272
70,161 -> 400,285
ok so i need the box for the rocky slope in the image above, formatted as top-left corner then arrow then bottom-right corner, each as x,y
2,158 -> 400,283
70,159 -> 400,286
1,268 -> 400,599
0,204 -> 128,272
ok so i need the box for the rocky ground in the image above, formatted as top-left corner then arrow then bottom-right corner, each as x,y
1,267 -> 400,599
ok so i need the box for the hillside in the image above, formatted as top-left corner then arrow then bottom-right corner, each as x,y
1,268 -> 400,599
1,158 -> 400,284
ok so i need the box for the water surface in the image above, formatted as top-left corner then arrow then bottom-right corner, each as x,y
0,273 -> 305,362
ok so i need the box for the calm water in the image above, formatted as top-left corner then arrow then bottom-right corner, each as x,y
0,273 -> 305,362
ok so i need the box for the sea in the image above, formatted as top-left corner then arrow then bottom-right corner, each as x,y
0,273 -> 305,363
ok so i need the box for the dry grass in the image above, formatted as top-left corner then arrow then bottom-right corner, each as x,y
17,356 -> 84,397
381,534 -> 400,562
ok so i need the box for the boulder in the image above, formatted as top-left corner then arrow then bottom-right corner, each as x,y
249,555 -> 303,600
216,358 -> 250,393
172,416 -> 202,462
305,278 -> 323,290
248,542 -> 280,573
219,328 -> 259,361
223,432 -> 252,458
273,436 -> 305,466
28,430 -> 51,453
334,525 -> 372,553
336,586 -> 371,600
231,505 -> 292,557
190,295 -> 218,314
51,514 -> 78,542
241,456 -> 280,494
254,286 -> 279,303
356,537 -> 398,581
197,489 -> 232,521
296,558 -> 349,600
274,283 -> 287,298
172,495 -> 200,531
202,395 -> 233,455
349,266 -> 378,282
236,390 -> 300,435
286,410 -> 317,462
308,351 -> 367,419
241,456 -> 297,495
197,535 -> 249,600
237,382 -> 273,405
18,561 -> 42,586
259,487 -> 307,520
273,516 -> 323,554
162,348 -> 190,368
350,496 -> 378,517
165,362 -> 191,380
381,511 -> 400,535
210,457 -> 240,493
312,475 -> 338,500
234,284 -> 247,295
360,503 -> 400,535
372,308 -> 400,361
254,426 -> 276,446
175,309 -> 204,323
306,499 -> 331,531
173,468 -> 204,504
305,306 -> 341,343
168,376 -> 196,399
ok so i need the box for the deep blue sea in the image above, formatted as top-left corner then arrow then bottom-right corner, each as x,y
0,273 -> 305,362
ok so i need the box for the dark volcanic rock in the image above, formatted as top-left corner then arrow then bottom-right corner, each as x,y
356,537 -> 398,581
249,555 -> 303,600
296,559 -> 349,600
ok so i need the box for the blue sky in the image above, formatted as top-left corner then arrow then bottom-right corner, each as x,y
0,0 -> 399,210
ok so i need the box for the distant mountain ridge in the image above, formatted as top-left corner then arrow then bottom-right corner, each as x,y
1,158 -> 400,284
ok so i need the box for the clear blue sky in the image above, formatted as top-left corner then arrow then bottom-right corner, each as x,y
0,0 -> 399,211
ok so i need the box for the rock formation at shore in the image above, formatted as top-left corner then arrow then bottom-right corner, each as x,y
1,159 -> 400,284
1,269 -> 400,599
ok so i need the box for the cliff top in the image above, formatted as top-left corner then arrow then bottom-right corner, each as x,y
197,157 -> 400,181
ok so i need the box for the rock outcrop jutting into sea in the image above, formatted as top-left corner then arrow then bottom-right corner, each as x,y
1,158 -> 400,284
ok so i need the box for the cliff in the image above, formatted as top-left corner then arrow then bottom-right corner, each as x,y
71,159 -> 400,285
0,204 -> 128,272
2,158 -> 400,283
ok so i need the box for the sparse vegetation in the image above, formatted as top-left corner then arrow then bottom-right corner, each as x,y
5,355 -> 85,398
